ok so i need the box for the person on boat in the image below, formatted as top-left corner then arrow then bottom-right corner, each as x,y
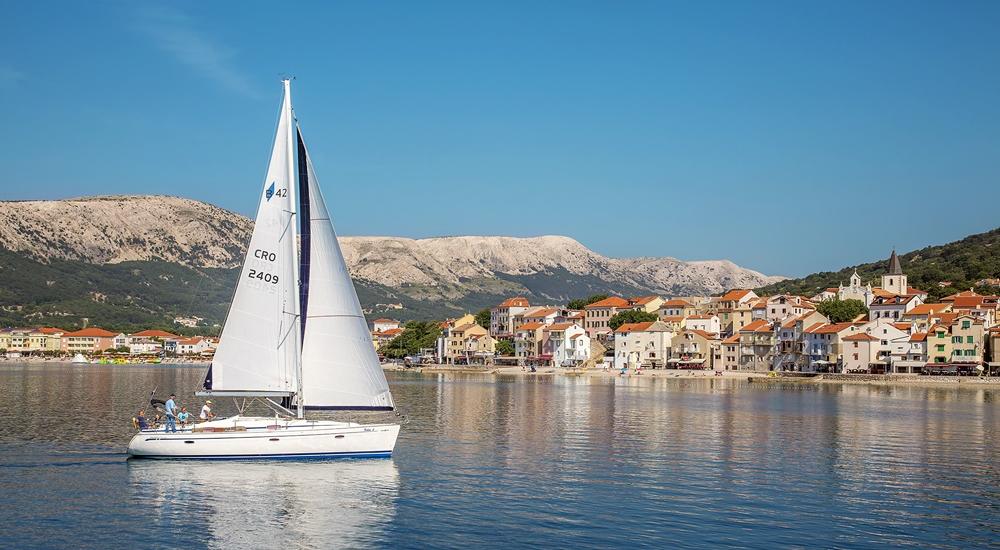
177,407 -> 190,428
200,400 -> 214,422
134,410 -> 149,430
164,393 -> 178,433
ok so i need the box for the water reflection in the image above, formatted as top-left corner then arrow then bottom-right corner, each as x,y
128,459 -> 399,549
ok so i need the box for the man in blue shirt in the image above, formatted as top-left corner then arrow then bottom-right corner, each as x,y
164,394 -> 178,433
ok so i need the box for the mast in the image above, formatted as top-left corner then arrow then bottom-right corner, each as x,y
283,78 -> 304,420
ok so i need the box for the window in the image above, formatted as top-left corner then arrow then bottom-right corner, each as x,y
936,344 -> 945,352
967,335 -> 974,344
853,353 -> 858,360
962,320 -> 971,329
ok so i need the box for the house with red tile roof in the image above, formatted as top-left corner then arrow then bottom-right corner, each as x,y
736,319 -> 776,371
514,322 -> 546,361
627,296 -> 664,313
490,297 -> 531,339
658,299 -> 699,319
669,328 -> 720,369
842,332 -> 880,373
543,322 -> 590,367
584,297 -> 630,340
62,328 -> 117,353
613,320 -> 673,369
683,314 -> 721,335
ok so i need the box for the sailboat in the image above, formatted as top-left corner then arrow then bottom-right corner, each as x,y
127,80 -> 399,459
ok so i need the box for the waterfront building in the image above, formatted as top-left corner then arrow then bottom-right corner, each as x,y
842,333 -> 880,373
894,332 -> 929,374
447,321 -> 493,363
737,319 -> 776,371
773,312 -> 829,371
584,297 -> 630,340
927,314 -> 985,367
989,327 -> 1000,369
721,335 -> 740,371
61,328 -> 117,353
490,297 -> 530,339
128,337 -> 163,355
856,319 -> 911,373
514,322 -> 545,362
613,321 -> 673,370
544,323 -> 590,367
803,322 -> 859,372
176,337 -> 211,355
668,329 -> 719,369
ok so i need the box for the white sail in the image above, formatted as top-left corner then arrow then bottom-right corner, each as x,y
208,81 -> 300,393
298,127 -> 394,410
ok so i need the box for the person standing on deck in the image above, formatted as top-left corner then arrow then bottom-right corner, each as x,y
164,393 -> 178,433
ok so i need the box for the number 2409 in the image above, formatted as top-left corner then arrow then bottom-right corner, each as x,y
247,269 -> 279,284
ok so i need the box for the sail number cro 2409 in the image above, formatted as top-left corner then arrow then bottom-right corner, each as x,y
248,249 -> 279,284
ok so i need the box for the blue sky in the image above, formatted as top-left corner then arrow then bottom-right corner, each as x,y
1,1 -> 998,276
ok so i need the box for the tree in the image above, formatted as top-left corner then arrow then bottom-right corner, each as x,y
567,294 -> 609,310
474,308 -> 491,329
115,345 -> 130,353
608,310 -> 658,331
816,298 -> 868,323
380,321 -> 443,359
495,340 -> 514,356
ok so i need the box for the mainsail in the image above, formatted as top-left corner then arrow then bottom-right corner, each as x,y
205,80 -> 300,394
297,126 -> 394,410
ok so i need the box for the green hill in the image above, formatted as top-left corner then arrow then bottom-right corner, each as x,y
756,227 -> 1000,301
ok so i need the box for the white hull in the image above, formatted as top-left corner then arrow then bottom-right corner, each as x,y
127,416 -> 399,459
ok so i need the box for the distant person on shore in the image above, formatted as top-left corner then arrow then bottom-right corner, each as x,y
177,407 -> 190,428
200,400 -> 215,422
164,393 -> 178,433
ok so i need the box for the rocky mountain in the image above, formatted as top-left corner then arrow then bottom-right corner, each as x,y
0,195 -> 782,329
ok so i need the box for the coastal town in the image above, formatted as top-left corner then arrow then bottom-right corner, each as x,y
374,251 -> 1000,376
4,251 -> 999,376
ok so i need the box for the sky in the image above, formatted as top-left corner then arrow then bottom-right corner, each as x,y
1,1 -> 998,276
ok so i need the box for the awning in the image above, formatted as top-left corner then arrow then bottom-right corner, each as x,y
667,358 -> 681,364
679,358 -> 705,364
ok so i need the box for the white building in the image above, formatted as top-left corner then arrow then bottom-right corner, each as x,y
176,337 -> 211,355
372,318 -> 401,333
614,321 -> 674,370
544,323 -> 590,367
683,315 -> 720,335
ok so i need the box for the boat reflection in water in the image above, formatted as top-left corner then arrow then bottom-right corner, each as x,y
128,459 -> 399,547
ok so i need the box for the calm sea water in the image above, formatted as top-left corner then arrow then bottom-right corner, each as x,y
0,363 -> 998,549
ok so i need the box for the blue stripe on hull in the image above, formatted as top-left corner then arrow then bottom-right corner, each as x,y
128,451 -> 392,461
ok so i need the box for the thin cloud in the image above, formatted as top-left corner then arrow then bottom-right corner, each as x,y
132,5 -> 261,99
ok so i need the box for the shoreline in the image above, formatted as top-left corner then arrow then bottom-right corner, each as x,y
382,364 -> 1000,388
4,357 -> 998,388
